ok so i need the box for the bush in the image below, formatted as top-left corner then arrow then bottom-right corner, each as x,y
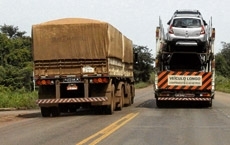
0,85 -> 38,109
215,75 -> 230,93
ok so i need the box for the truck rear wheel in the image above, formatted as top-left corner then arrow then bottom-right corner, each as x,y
209,99 -> 213,107
106,98 -> 114,115
205,100 -> 212,107
106,84 -> 115,115
155,94 -> 165,108
156,99 -> 163,108
51,106 -> 60,117
117,86 -> 124,110
131,85 -> 135,104
124,84 -> 132,106
41,107 -> 51,117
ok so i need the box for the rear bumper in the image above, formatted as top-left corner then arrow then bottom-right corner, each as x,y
167,38 -> 207,46
36,97 -> 108,105
175,41 -> 198,46
157,97 -> 211,101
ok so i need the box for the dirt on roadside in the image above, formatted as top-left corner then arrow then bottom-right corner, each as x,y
0,109 -> 40,124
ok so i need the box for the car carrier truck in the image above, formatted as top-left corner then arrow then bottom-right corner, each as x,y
154,17 -> 215,107
32,18 -> 135,117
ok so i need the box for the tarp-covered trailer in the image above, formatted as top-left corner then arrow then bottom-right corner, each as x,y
32,18 -> 135,117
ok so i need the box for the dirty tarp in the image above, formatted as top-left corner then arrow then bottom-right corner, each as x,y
32,18 -> 132,63
122,35 -> 133,63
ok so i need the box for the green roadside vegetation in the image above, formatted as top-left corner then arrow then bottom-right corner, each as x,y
134,72 -> 155,89
0,86 -> 38,109
215,75 -> 230,93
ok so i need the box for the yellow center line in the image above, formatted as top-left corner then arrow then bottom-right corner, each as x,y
76,112 -> 139,145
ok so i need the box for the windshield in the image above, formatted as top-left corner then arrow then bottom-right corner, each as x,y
172,18 -> 201,28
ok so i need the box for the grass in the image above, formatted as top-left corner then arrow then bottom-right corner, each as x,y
215,74 -> 230,93
134,82 -> 150,89
0,86 -> 38,109
134,72 -> 155,89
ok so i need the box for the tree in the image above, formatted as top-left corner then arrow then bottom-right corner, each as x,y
0,33 -> 11,66
133,45 -> 154,82
0,24 -> 32,91
0,24 -> 26,38
215,42 -> 230,78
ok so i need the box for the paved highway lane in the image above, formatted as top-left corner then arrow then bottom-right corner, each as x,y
1,86 -> 230,145
97,88 -> 230,145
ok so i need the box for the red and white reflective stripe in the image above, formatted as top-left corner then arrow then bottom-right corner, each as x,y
158,97 -> 211,101
36,97 -> 108,104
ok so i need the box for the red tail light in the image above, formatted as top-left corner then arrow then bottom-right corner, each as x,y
41,80 -> 46,85
92,78 -> 109,83
98,78 -> 103,83
36,80 -> 41,85
46,80 -> 51,85
36,79 -> 54,85
168,25 -> 174,34
102,78 -> 109,83
93,78 -> 98,83
200,25 -> 205,34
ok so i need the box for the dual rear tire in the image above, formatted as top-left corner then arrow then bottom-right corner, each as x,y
106,84 -> 115,115
41,106 -> 60,117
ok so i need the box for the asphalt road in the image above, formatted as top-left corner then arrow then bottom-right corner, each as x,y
0,86 -> 230,145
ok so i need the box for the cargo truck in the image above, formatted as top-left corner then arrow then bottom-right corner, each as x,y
154,17 -> 215,107
32,18 -> 135,117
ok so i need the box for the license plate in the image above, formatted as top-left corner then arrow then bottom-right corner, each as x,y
82,66 -> 94,73
67,84 -> 78,90
175,93 -> 195,97
175,93 -> 185,97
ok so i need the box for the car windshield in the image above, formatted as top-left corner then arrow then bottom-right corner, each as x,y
172,18 -> 201,28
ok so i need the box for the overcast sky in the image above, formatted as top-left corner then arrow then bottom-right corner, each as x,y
1,0 -> 229,54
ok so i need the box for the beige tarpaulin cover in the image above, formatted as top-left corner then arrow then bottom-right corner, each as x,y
122,35 -> 133,63
32,18 -> 133,63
